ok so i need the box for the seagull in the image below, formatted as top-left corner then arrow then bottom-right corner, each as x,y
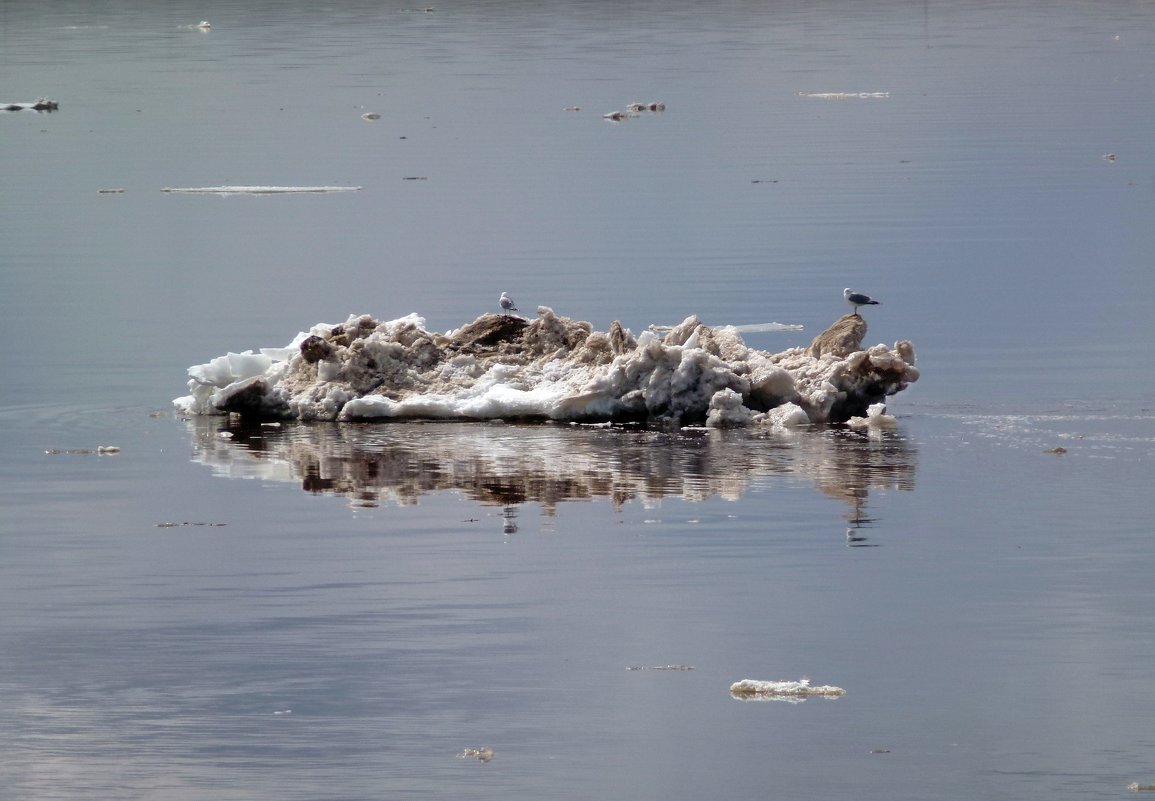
499,292 -> 519,315
844,287 -> 880,316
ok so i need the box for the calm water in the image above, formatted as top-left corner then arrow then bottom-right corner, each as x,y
1,1 -> 1153,799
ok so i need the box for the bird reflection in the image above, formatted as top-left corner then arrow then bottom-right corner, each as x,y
186,420 -> 917,530
501,505 -> 518,535
837,439 -> 888,547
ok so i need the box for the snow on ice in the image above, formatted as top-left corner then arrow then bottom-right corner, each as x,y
174,307 -> 918,426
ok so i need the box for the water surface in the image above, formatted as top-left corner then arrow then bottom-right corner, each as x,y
1,2 -> 1153,799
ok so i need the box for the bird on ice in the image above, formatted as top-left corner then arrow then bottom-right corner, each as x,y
499,292 -> 519,315
844,287 -> 880,316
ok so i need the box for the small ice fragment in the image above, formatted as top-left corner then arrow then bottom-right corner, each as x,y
847,402 -> 897,429
459,746 -> 494,762
161,186 -> 363,194
763,402 -> 811,429
729,678 -> 846,700
798,91 -> 889,99
96,445 -> 121,454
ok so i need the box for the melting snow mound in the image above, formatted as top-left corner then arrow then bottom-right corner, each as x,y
174,307 -> 917,425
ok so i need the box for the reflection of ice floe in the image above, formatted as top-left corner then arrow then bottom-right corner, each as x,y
175,308 -> 917,426
730,678 -> 846,702
183,416 -> 917,512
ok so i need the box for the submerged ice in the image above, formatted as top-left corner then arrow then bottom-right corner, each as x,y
174,307 -> 918,426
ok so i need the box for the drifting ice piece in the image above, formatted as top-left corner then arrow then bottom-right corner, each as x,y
174,308 -> 917,425
2,98 -> 59,111
161,186 -> 362,194
729,678 -> 846,700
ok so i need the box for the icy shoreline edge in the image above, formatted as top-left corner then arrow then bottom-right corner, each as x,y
174,307 -> 918,426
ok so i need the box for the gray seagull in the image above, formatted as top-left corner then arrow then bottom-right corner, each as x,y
844,287 -> 880,316
499,291 -> 519,315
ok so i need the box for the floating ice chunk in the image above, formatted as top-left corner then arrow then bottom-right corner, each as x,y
1,99 -> 59,112
706,388 -> 756,428
161,186 -> 363,194
175,309 -> 917,424
761,402 -> 811,429
176,350 -> 280,415
730,678 -> 846,701
847,402 -> 897,429
459,747 -> 494,762
798,91 -> 890,99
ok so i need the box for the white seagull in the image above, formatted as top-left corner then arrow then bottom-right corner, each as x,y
844,287 -> 880,316
499,292 -> 519,315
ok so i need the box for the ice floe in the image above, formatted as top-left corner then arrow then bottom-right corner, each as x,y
729,678 -> 846,701
174,307 -> 918,426
459,747 -> 494,762
160,186 -> 362,194
798,92 -> 890,100
2,99 -> 59,112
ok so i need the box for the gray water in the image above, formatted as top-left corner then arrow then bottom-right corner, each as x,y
2,1 -> 1153,799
